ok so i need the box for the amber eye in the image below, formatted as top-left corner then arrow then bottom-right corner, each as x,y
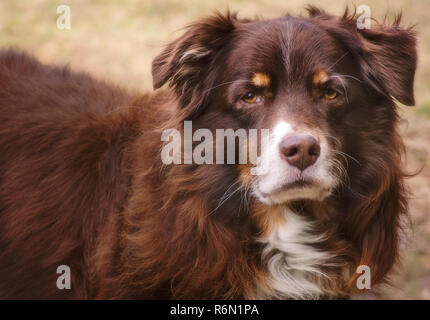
324,89 -> 339,100
242,91 -> 257,104
242,91 -> 263,104
242,91 -> 260,104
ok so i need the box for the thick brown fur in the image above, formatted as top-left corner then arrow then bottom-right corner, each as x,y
0,7 -> 417,299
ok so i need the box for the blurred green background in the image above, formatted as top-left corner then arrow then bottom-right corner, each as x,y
0,0 -> 428,299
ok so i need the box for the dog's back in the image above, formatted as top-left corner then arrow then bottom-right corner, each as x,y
0,50 -> 140,298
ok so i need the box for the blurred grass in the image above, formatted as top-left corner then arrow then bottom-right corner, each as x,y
0,0 -> 429,299
417,101 -> 430,119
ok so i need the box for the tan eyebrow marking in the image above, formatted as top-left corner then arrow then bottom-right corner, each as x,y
313,69 -> 329,85
252,72 -> 271,87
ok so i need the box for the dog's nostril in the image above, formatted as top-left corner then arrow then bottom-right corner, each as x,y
309,144 -> 321,157
285,146 -> 298,157
279,135 -> 320,171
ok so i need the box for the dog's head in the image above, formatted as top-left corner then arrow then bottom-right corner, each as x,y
152,8 -> 417,289
150,7 -> 420,295
152,8 -> 416,207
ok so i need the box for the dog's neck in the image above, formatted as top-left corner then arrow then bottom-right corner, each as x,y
253,204 -> 345,299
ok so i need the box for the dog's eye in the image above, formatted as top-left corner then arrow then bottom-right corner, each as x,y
323,89 -> 339,100
242,91 -> 262,104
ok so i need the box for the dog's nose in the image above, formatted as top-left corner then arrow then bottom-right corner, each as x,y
279,135 -> 320,170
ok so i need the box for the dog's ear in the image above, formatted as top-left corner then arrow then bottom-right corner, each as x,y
344,168 -> 407,291
308,7 -> 417,106
152,12 -> 238,114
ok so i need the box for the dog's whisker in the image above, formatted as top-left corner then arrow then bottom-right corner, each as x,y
333,74 -> 363,83
321,133 -> 342,148
329,75 -> 349,104
328,51 -> 350,70
208,181 -> 242,216
204,79 -> 252,93
332,149 -> 361,166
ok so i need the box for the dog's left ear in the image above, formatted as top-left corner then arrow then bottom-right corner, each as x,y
308,7 -> 417,106
152,12 -> 238,114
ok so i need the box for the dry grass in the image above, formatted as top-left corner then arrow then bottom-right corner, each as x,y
0,0 -> 428,299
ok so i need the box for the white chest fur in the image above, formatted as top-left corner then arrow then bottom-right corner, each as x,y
259,209 -> 332,299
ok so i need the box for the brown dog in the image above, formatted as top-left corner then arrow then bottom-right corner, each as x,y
0,7 -> 417,299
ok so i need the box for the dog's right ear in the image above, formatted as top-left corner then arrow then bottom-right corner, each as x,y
152,12 -> 238,113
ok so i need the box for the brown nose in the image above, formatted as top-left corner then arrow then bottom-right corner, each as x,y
279,135 -> 320,170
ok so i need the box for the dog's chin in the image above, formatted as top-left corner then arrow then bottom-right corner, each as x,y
254,181 -> 332,206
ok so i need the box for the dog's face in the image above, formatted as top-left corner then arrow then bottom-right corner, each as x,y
218,19 -> 350,205
152,9 -> 416,207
